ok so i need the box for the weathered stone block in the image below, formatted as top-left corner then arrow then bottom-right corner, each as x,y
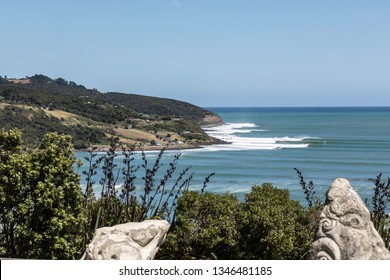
84,220 -> 170,260
309,178 -> 390,260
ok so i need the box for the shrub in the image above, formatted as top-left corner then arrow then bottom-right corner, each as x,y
157,183 -> 313,260
157,191 -> 242,260
240,183 -> 312,260
0,130 -> 85,259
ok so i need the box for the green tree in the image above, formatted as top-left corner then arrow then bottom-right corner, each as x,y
0,130 -> 85,259
157,191 -> 242,260
0,130 -> 25,257
240,183 -> 312,260
157,183 -> 313,260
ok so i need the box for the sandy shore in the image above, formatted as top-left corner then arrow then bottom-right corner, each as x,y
78,143 -> 205,153
78,138 -> 230,153
78,123 -> 228,153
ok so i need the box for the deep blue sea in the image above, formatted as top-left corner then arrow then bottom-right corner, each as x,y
76,107 -> 390,207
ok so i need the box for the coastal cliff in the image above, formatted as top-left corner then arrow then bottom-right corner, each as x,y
201,114 -> 225,127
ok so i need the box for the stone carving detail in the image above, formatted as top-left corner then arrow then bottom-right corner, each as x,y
309,178 -> 390,260
83,220 -> 170,260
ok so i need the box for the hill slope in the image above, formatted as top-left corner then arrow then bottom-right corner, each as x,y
0,75 -> 223,149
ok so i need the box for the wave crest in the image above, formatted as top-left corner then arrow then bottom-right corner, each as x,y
203,122 -> 319,151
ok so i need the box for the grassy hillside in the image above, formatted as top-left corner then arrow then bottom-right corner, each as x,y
0,104 -> 107,149
0,74 -> 223,149
0,75 -> 222,124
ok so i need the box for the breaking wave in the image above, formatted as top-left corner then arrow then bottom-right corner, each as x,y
202,123 -> 321,151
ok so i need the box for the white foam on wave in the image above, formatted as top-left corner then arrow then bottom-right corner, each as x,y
202,122 -> 312,151
204,123 -> 267,136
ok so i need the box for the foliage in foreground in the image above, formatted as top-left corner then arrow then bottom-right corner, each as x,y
0,130 -> 85,259
157,183 -> 314,260
294,169 -> 390,251
0,130 -> 196,259
240,184 -> 313,259
1,128 -> 389,259
81,142 -> 195,245
158,170 -> 390,260
157,191 -> 242,260
369,173 -> 390,249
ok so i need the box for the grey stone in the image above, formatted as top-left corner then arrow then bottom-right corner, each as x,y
84,220 -> 170,260
309,178 -> 390,260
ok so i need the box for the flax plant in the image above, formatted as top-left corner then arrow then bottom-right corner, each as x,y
82,142 -> 195,246
294,168 -> 317,207
369,173 -> 390,249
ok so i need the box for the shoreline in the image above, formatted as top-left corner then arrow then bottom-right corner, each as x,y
77,143 -> 204,153
77,140 -> 229,153
77,123 -> 228,153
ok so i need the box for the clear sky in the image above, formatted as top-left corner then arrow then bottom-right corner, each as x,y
1,0 -> 390,107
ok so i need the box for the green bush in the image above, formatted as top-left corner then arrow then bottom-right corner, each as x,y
0,129 -> 314,260
157,191 -> 242,260
157,183 -> 313,260
240,183 -> 312,259
0,130 -> 85,259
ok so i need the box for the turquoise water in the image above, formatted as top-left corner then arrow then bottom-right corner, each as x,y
76,107 -> 390,207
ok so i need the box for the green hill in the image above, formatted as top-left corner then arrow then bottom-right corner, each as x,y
0,74 -> 223,149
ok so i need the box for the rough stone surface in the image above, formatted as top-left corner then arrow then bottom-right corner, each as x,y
309,178 -> 390,260
84,220 -> 170,260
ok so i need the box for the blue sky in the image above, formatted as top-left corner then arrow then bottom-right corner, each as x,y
1,0 -> 390,107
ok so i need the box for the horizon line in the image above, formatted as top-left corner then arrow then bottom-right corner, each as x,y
204,105 -> 390,108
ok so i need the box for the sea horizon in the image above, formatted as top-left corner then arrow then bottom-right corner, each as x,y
205,106 -> 390,111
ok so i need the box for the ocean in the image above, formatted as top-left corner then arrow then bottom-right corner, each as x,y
76,107 -> 390,207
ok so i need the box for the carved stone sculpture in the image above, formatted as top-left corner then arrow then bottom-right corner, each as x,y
309,178 -> 390,260
83,220 -> 170,260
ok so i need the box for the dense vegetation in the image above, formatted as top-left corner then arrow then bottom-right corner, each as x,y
0,78 -> 137,124
0,130 -> 197,259
0,130 -> 85,259
0,105 -> 106,149
0,74 -> 222,148
0,129 -> 388,259
100,92 -> 218,125
156,185 -> 315,260
0,74 -> 220,124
